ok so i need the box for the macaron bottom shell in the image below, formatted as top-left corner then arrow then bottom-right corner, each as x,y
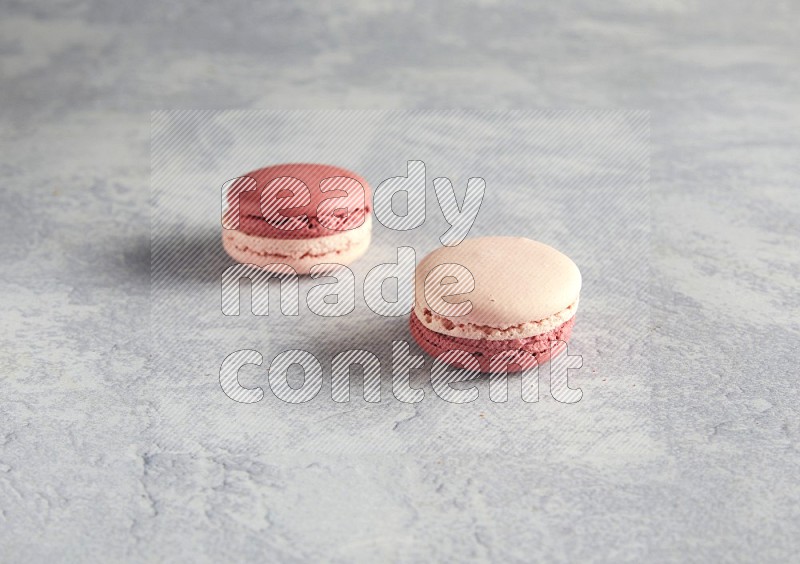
409,311 -> 575,373
222,219 -> 371,275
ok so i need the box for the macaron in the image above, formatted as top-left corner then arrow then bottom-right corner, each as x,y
222,163 -> 371,274
410,236 -> 581,373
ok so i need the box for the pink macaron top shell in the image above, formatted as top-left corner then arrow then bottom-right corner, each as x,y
225,163 -> 371,240
414,236 -> 582,330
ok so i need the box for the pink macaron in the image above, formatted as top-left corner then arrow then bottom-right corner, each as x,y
410,236 -> 582,373
222,163 -> 372,274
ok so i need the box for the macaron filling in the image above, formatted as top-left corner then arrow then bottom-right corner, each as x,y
413,298 -> 578,341
223,216 -> 371,260
222,217 -> 371,273
233,206 -> 370,239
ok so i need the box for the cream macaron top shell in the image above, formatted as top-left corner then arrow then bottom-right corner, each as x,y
414,236 -> 582,341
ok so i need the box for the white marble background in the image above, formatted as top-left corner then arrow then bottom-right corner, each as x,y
1,1 -> 798,562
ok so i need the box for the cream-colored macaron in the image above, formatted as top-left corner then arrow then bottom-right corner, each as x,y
410,236 -> 581,372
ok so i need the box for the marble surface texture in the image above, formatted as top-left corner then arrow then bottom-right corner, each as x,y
1,1 -> 798,562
